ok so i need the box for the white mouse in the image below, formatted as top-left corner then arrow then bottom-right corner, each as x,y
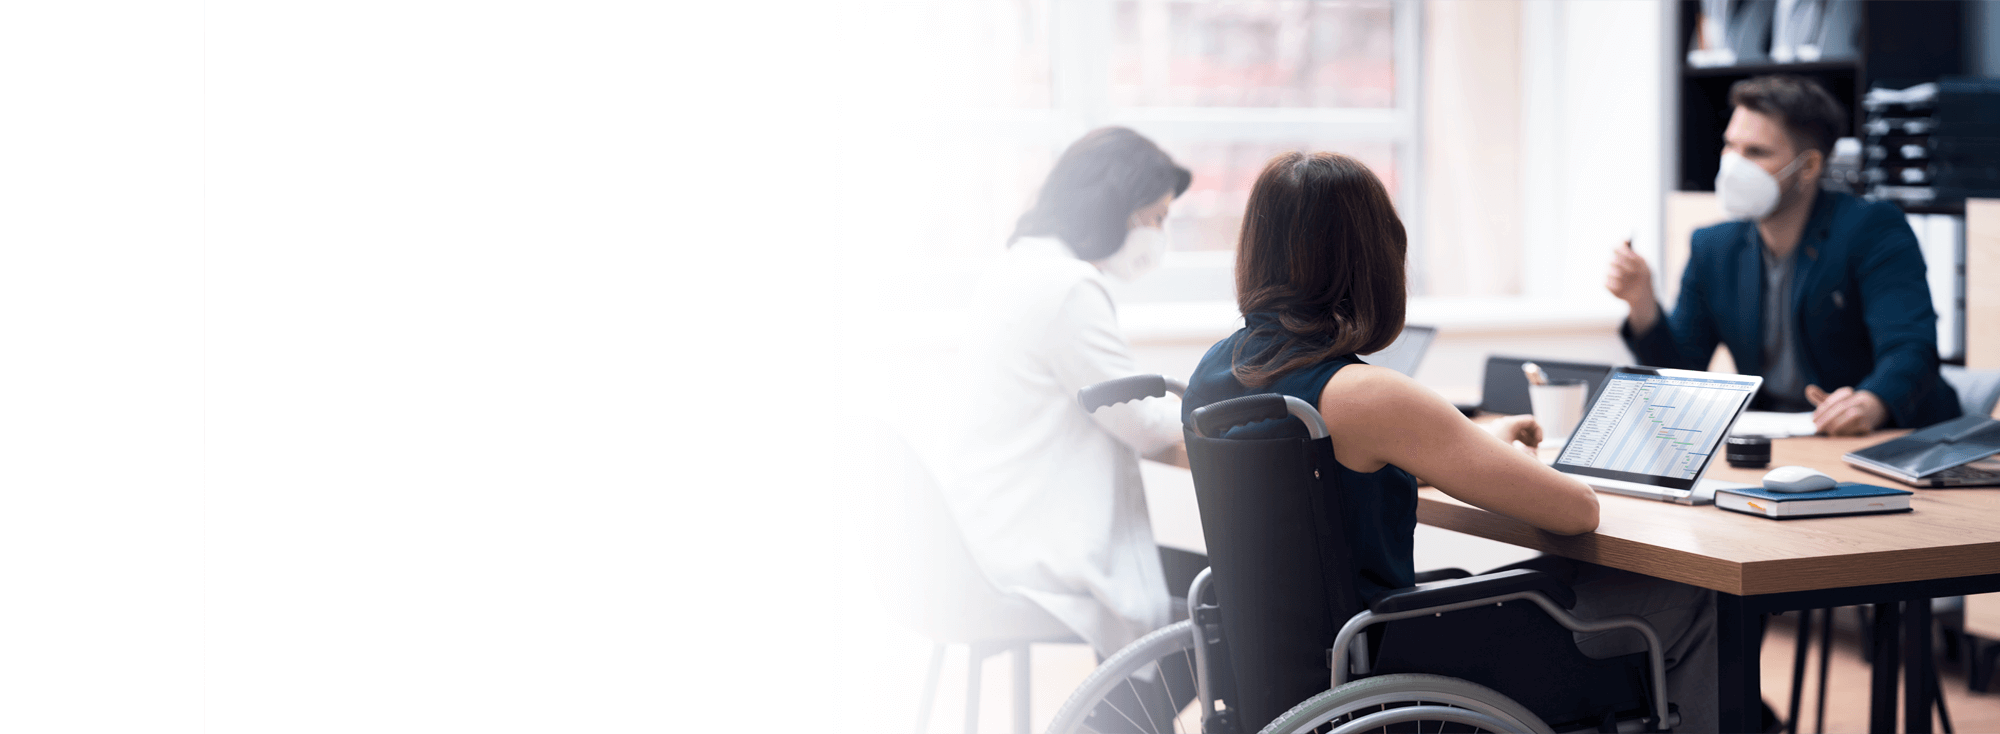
1762,465 -> 1838,493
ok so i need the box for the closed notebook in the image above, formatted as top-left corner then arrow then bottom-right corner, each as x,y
1714,483 -> 1913,519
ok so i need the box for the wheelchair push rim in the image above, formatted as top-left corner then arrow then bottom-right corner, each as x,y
1259,673 -> 1555,734
1046,619 -> 1205,734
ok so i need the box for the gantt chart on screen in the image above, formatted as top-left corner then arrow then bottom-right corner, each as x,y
1557,374 -> 1755,479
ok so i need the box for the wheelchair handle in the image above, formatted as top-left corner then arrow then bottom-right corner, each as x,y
1077,375 -> 1186,413
1189,393 -> 1328,440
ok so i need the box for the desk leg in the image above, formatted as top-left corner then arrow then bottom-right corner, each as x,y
1717,593 -> 1762,733
1907,600 -> 1934,734
1871,603 -> 1902,733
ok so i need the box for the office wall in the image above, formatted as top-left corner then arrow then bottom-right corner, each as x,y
1523,0 -> 1665,306
1972,0 -> 2000,77
1424,0 -> 1663,306
1423,0 -> 1525,298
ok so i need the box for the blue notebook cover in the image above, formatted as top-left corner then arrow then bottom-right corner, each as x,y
1721,483 -> 1912,502
1715,482 -> 1913,519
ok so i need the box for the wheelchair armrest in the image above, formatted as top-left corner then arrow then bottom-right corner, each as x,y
1410,567 -> 1470,584
1369,569 -> 1576,614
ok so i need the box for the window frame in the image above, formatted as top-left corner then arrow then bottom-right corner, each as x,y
1042,0 -> 1427,290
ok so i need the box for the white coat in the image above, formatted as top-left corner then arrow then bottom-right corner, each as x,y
941,236 -> 1185,657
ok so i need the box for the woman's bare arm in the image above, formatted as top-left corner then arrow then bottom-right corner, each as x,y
1319,365 -> 1599,535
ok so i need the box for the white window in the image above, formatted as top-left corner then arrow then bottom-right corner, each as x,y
899,0 -> 1421,308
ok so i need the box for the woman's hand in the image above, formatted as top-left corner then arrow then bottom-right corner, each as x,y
1484,414 -> 1543,458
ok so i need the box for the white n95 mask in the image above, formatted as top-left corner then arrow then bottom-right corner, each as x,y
1715,151 -> 1807,221
1098,225 -> 1169,283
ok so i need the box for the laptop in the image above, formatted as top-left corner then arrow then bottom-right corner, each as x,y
1844,414 -> 2000,487
1855,459 -> 2000,488
1365,324 -> 1437,377
1549,366 -> 1764,505
1479,356 -> 1614,416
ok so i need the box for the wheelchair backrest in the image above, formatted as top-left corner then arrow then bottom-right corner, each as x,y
1184,428 -> 1360,732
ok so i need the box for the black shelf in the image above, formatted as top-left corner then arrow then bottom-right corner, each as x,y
1681,59 -> 1862,78
1671,0 -> 1965,193
1895,202 -> 1968,216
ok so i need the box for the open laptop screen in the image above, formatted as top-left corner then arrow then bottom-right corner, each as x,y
1366,324 -> 1436,377
1553,368 -> 1763,491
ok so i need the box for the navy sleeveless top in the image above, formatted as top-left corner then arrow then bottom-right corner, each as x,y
1182,312 -> 1417,605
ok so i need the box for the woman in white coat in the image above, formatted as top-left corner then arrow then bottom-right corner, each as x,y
943,127 -> 1199,679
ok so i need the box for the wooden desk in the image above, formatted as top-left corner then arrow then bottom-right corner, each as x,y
1417,432 -> 2000,733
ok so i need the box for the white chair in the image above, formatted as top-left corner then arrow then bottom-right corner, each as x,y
1942,365 -> 2000,418
873,428 -> 1079,734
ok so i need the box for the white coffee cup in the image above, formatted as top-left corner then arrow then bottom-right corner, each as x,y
1529,380 -> 1589,449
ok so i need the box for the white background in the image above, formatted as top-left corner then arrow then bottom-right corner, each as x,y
0,2 -> 864,729
0,1 -> 1714,729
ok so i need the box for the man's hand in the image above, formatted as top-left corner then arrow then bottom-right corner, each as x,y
1606,240 -> 1661,335
1805,384 -> 1888,436
1485,414 -> 1544,458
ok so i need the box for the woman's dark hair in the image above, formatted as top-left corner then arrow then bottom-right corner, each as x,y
1729,74 -> 1847,156
1010,127 -> 1192,260
1232,151 -> 1407,387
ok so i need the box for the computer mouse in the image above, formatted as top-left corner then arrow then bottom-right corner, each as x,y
1762,465 -> 1838,493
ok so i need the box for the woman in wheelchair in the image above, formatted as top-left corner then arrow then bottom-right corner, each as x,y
1169,151 -> 1718,732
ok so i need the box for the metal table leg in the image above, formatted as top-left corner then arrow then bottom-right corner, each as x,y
1788,609 -> 1813,734
1816,608 -> 1834,733
1908,600 -> 1934,734
1718,593 -> 1764,733
1872,603 -> 1902,734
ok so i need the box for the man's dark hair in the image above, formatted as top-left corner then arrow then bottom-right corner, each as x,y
1011,127 -> 1192,261
1728,74 -> 1847,157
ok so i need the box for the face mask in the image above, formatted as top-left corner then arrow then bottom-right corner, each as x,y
1715,151 -> 1808,221
1097,225 -> 1169,283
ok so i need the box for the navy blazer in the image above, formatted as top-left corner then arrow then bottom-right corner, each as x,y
1622,189 -> 1960,429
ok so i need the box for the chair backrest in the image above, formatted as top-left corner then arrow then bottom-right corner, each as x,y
1184,423 -> 1358,732
1479,355 -> 1613,415
1943,365 -> 2000,419
869,426 -> 1073,644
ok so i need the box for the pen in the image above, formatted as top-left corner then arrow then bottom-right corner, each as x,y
1522,362 -> 1549,386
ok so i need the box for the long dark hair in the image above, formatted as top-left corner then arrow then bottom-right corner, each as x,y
1010,127 -> 1192,260
1232,151 -> 1407,387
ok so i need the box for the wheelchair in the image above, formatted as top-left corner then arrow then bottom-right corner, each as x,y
1050,375 -> 1680,734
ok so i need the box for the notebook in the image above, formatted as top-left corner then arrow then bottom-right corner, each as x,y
1714,483 -> 1914,519
1844,414 -> 2000,487
1549,367 -> 1764,505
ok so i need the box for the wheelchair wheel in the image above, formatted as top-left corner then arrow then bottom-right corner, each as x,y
1260,673 -> 1553,734
1047,619 -> 1204,734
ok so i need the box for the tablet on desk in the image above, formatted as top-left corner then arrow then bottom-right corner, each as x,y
1550,366 -> 1762,505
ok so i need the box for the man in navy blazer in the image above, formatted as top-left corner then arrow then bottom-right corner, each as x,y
1607,75 -> 1959,434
